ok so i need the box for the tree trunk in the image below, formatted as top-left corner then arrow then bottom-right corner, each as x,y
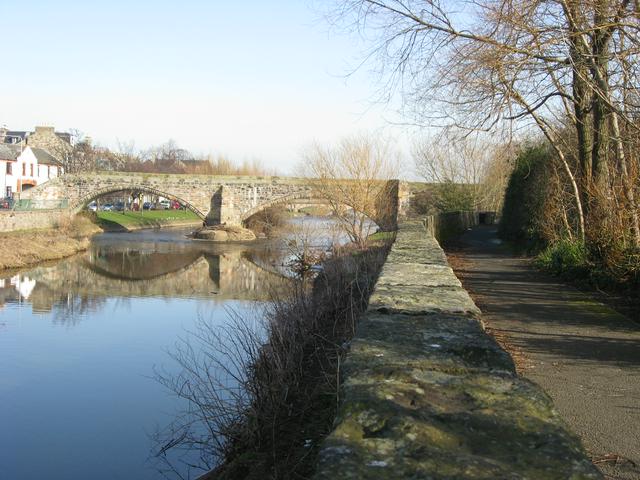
611,112 -> 640,248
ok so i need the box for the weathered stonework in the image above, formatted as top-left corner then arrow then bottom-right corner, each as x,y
25,126 -> 73,158
21,173 -> 410,231
313,221 -> 601,480
0,209 -> 69,232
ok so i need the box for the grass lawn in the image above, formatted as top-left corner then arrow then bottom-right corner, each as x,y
367,231 -> 396,243
96,210 -> 201,229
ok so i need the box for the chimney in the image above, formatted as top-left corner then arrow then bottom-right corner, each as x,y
0,126 -> 7,143
34,126 -> 55,134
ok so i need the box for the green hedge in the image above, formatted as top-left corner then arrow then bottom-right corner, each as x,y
499,143 -> 551,250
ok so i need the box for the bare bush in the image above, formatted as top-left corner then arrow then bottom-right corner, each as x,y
152,244 -> 390,479
302,134 -> 399,247
243,206 -> 289,238
414,132 -> 514,212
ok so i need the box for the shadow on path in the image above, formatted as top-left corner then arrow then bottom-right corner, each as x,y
446,225 -> 640,480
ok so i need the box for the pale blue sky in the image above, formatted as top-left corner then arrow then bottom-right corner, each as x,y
0,0 -> 410,173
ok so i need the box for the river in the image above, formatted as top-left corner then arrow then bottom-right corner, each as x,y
0,218 -> 341,480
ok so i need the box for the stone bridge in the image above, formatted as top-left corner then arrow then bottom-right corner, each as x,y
21,172 -> 408,230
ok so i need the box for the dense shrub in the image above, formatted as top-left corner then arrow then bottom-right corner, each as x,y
535,239 -> 590,278
244,206 -> 288,236
434,182 -> 476,213
499,143 -> 551,250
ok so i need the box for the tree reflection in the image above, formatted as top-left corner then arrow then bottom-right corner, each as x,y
0,232 -> 293,326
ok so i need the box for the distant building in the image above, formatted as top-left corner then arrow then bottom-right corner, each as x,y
0,144 -> 64,199
0,125 -> 71,199
0,125 -> 73,161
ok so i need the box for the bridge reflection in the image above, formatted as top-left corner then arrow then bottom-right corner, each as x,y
0,236 -> 293,323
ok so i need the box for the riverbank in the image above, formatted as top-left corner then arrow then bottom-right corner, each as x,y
0,210 -> 202,271
158,240 -> 392,479
0,215 -> 102,271
96,210 -> 202,231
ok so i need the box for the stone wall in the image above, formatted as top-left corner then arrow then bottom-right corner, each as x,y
313,221 -> 600,480
425,210 -> 479,243
0,209 -> 67,232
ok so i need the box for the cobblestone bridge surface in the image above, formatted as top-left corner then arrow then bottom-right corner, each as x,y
313,221 -> 601,480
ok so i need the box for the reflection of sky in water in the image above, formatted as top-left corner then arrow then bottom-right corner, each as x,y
0,225 -> 306,480
0,296 -> 257,480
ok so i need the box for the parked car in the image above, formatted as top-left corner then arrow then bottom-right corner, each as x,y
101,203 -> 114,211
87,202 -> 98,212
158,199 -> 171,210
114,201 -> 125,211
170,200 -> 181,210
142,201 -> 153,210
1,198 -> 14,210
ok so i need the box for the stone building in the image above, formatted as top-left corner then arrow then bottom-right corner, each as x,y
0,125 -> 73,159
0,126 -> 68,200
0,146 -> 64,199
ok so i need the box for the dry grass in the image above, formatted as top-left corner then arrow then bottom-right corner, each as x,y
0,214 -> 101,270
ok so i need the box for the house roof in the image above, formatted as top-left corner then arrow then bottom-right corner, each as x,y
2,129 -> 72,145
30,148 -> 63,166
2,131 -> 28,144
55,132 -> 72,144
0,144 -> 20,161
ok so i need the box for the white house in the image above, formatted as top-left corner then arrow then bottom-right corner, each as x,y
0,145 -> 64,199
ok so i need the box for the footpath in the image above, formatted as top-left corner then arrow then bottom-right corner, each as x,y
446,225 -> 640,480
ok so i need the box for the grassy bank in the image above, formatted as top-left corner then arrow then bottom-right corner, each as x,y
96,209 -> 201,231
0,215 -> 102,271
534,239 -> 640,322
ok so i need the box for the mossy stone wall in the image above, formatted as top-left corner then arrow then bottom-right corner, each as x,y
313,221 -> 600,480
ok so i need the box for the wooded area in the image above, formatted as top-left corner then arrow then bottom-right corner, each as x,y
334,0 -> 640,293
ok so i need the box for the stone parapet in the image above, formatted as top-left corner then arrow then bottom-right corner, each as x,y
313,221 -> 600,479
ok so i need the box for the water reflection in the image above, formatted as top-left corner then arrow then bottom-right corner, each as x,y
0,227 -> 302,480
0,229 -> 293,325
0,220 -> 345,480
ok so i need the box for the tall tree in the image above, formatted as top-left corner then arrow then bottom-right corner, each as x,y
333,0 -> 640,244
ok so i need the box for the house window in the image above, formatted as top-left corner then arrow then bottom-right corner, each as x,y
22,163 -> 26,176
47,165 -> 51,179
6,186 -> 11,198
6,162 -> 11,175
30,164 -> 34,176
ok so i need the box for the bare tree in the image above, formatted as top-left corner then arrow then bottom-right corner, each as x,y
302,134 -> 399,247
414,132 -> 514,212
332,0 -> 640,245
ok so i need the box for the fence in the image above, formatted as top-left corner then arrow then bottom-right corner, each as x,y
3,198 -> 70,211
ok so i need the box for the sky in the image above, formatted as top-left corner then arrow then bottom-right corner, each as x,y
0,0 -> 412,175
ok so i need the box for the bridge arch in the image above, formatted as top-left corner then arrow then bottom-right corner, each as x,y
241,190 -> 329,223
240,190 -> 385,231
72,185 -> 207,220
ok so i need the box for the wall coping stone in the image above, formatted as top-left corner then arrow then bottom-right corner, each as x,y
313,220 -> 601,480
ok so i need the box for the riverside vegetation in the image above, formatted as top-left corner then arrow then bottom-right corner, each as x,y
500,143 -> 640,320
153,235 -> 393,479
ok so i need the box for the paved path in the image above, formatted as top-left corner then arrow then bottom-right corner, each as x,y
446,225 -> 640,480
